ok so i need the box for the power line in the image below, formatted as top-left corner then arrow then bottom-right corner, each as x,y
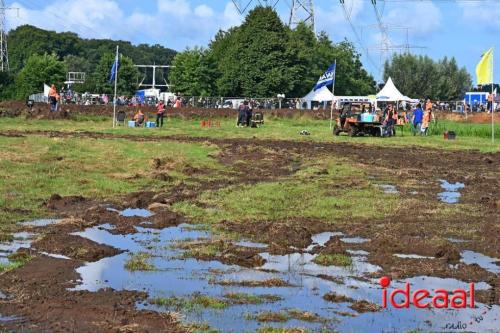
339,0 -> 380,72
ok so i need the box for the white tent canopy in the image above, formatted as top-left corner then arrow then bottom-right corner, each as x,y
301,86 -> 334,109
376,77 -> 407,102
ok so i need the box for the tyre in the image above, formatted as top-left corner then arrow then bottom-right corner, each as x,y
333,125 -> 341,136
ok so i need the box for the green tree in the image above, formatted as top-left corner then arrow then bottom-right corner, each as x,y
211,6 -> 296,97
169,47 -> 217,96
384,53 -> 471,100
15,53 -> 67,99
207,7 -> 375,97
0,71 -> 15,99
89,53 -> 139,96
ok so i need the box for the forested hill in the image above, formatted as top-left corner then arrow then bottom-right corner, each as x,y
7,25 -> 177,74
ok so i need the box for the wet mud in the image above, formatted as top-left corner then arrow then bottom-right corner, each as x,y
0,129 -> 498,332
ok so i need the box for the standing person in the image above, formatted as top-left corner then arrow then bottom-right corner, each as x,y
155,100 -> 166,128
421,107 -> 432,136
246,101 -> 253,127
237,101 -> 247,127
412,103 -> 424,136
487,93 -> 493,113
48,84 -> 58,112
425,98 -> 433,114
383,104 -> 395,137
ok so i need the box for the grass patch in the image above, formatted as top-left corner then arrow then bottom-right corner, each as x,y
0,260 -> 24,273
124,252 -> 157,271
174,159 -> 399,225
313,253 -> 352,267
223,292 -> 282,304
0,116 -> 497,152
184,322 -> 220,333
0,135 -> 221,232
287,309 -> 324,322
150,293 -> 227,311
0,251 -> 33,273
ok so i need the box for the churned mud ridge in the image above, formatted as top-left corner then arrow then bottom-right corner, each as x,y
0,257 -> 185,333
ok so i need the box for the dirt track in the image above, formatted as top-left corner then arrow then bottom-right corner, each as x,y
0,129 -> 498,332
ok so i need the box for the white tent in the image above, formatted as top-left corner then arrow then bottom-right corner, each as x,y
43,84 -> 51,97
376,77 -> 406,102
301,86 -> 334,109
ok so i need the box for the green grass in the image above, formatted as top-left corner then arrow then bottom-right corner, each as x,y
150,293 -> 228,311
0,115 -> 498,152
0,260 -> 24,273
173,159 -> 400,224
0,134 -> 221,236
223,292 -> 282,304
124,252 -> 157,271
313,253 -> 352,267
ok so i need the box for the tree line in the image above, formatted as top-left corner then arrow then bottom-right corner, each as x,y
0,8 -> 474,102
0,24 -> 176,99
170,6 -> 376,98
383,53 -> 472,101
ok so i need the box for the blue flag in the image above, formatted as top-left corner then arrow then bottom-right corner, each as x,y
109,57 -> 119,83
314,62 -> 336,91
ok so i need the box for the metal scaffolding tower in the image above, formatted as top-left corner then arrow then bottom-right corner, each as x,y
0,0 -> 9,71
231,0 -> 315,31
289,0 -> 315,31
0,0 -> 17,72
135,64 -> 173,91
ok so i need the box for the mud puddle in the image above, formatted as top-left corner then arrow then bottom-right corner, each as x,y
377,184 -> 398,194
460,250 -> 500,274
0,232 -> 34,264
438,180 -> 465,204
68,224 -> 499,332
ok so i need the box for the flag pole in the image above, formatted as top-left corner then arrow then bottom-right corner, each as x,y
492,49 -> 495,143
330,59 -> 337,130
113,45 -> 119,128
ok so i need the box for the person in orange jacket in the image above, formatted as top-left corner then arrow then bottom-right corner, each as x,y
155,101 -> 166,128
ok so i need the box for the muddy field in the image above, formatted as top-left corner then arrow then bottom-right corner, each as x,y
0,129 -> 499,332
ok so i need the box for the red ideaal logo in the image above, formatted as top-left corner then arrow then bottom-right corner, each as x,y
379,276 -> 475,309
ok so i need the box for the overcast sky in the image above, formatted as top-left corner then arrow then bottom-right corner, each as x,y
5,0 -> 500,83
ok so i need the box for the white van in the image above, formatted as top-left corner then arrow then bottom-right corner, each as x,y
222,99 -> 245,109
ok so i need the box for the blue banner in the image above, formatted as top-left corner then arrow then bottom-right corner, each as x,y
314,62 -> 336,91
109,57 -> 119,83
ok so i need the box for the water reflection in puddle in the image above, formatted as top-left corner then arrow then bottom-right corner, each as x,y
394,254 -> 435,259
438,180 -> 465,204
71,224 -> 499,332
377,184 -> 398,194
0,232 -> 34,264
119,208 -> 154,218
305,232 -> 343,251
20,219 -> 60,227
234,241 -> 268,249
340,237 -> 370,244
461,250 -> 500,274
